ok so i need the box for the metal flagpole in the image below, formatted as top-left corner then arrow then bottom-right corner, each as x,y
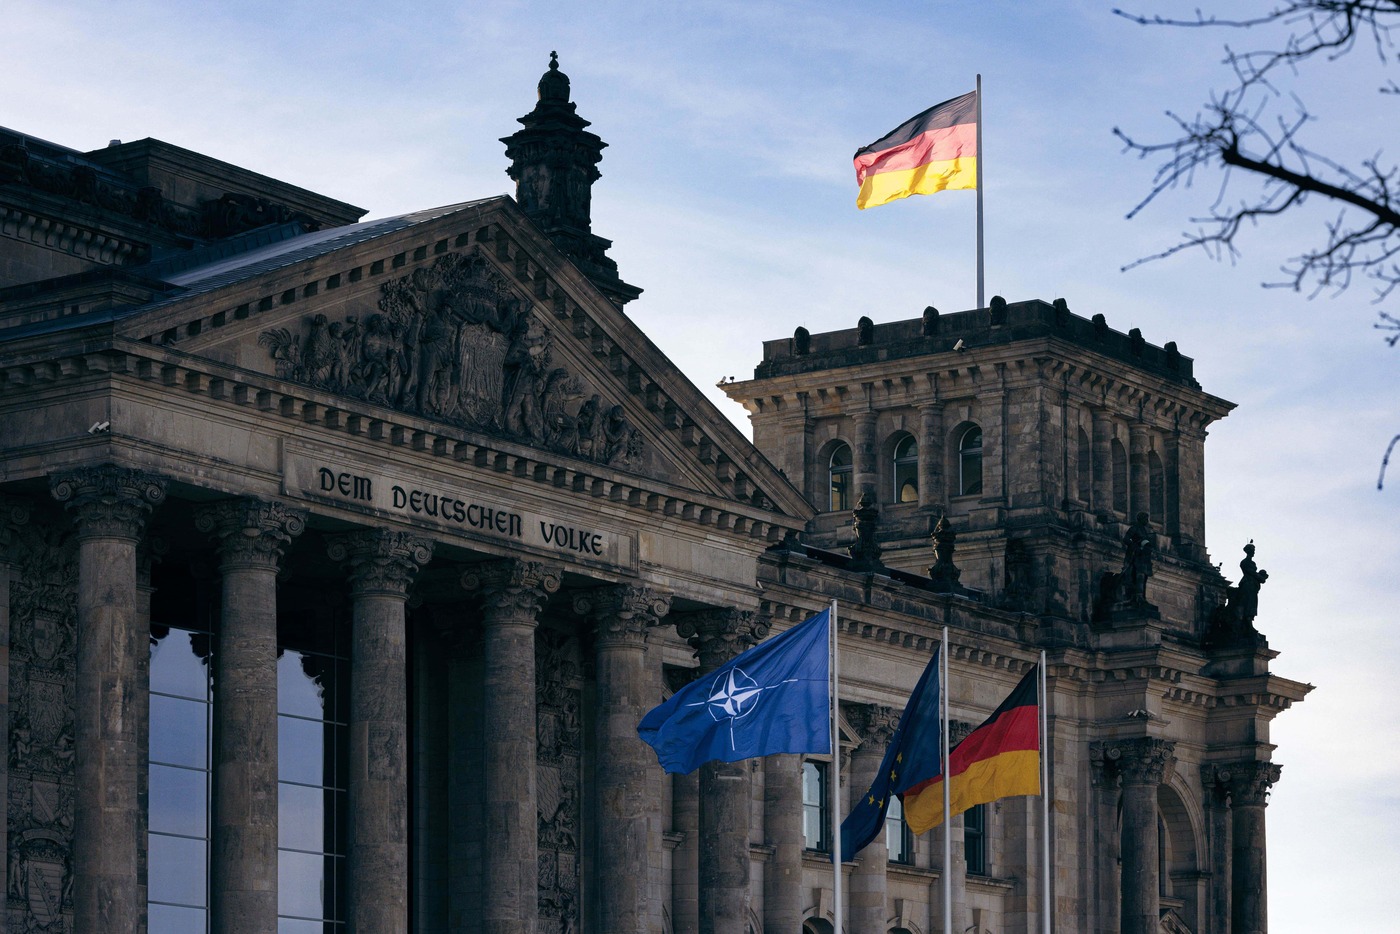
1040,650 -> 1051,934
975,73 -> 985,310
830,599 -> 843,932
941,627 -> 952,934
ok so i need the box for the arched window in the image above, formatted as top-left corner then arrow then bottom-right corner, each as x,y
828,443 -> 853,512
893,435 -> 919,503
957,425 -> 983,496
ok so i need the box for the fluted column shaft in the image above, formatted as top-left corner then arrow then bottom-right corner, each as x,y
918,402 -> 946,509
579,586 -> 671,934
847,704 -> 897,934
51,466 -> 166,934
330,530 -> 434,934
1113,738 -> 1174,934
0,499 -> 31,934
1201,766 -> 1232,934
463,560 -> 562,934
197,500 -> 306,934
763,754 -> 804,933
1229,762 -> 1281,934
675,609 -> 767,934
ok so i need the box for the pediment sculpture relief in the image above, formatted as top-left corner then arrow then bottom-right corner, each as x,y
259,251 -> 643,468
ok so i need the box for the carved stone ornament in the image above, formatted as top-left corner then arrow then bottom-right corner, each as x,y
1225,761 -> 1282,807
49,466 -> 166,540
847,492 -> 884,573
194,499 -> 307,570
673,609 -> 769,671
573,585 -> 671,647
845,703 -> 898,752
461,559 -> 563,621
326,530 -> 434,597
1101,737 -> 1176,786
258,250 -> 644,468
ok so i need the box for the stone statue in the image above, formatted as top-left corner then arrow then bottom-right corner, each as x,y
847,492 -> 884,573
1237,540 -> 1268,626
927,514 -> 961,591
1120,512 -> 1154,606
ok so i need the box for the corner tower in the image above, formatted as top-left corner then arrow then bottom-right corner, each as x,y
502,52 -> 641,307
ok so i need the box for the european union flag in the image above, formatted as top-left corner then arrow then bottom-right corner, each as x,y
838,643 -> 941,862
638,609 -> 831,775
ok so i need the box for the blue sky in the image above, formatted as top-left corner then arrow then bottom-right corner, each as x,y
8,1 -> 1397,929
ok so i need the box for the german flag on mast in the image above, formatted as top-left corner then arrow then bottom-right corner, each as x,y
902,664 -> 1040,833
853,91 -> 978,210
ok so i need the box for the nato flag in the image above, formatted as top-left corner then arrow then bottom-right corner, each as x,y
638,609 -> 831,775
838,644 -> 941,862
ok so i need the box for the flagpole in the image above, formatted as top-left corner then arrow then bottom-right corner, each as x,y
1040,651 -> 1052,934
941,626 -> 952,934
830,599 -> 843,932
975,73 -> 985,309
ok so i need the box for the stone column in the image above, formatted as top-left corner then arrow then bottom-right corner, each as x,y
1200,765 -> 1232,934
1112,738 -> 1174,934
674,609 -> 768,934
196,500 -> 306,934
1090,407 -> 1112,517
50,466 -> 166,934
671,769 -> 700,934
1088,743 -> 1123,934
1128,423 -> 1150,523
1228,761 -> 1281,934
576,585 -> 672,934
918,402 -> 946,510
763,754 -> 804,933
0,498 -> 31,934
461,560 -> 563,934
853,410 -> 879,497
846,703 -> 897,934
328,530 -> 434,934
1163,431 -> 1183,543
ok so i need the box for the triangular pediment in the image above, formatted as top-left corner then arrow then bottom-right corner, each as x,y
99,197 -> 811,529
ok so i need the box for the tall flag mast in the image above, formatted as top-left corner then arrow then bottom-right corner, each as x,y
975,74 -> 985,309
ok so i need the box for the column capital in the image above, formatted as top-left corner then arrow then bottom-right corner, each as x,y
461,558 -> 562,623
50,465 -> 166,541
674,608 -> 768,671
327,528 -> 434,597
1224,760 -> 1282,807
195,498 -> 307,570
0,494 -> 31,557
574,584 -> 672,647
844,702 -> 898,753
1097,737 -> 1176,786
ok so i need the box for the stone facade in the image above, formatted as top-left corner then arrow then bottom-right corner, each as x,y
0,57 -> 1308,934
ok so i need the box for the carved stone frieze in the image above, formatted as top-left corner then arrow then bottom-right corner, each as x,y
844,703 -> 898,751
194,498 -> 307,570
573,585 -> 671,647
535,628 -> 582,933
673,609 -> 768,671
326,530 -> 434,597
461,559 -> 562,622
258,250 -> 645,468
49,466 -> 166,541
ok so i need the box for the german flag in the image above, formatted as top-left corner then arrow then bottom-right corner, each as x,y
853,91 -> 978,210
901,664 -> 1039,833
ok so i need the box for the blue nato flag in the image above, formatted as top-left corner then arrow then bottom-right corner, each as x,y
637,608 -> 832,775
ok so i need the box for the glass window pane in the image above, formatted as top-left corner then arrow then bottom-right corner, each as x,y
149,833 -> 207,907
278,716 -> 327,787
277,918 -> 326,934
279,651 -> 327,719
149,902 -> 207,934
279,782 -> 326,853
150,764 -> 207,838
149,695 -> 209,769
278,849 -> 328,919
151,631 -> 211,701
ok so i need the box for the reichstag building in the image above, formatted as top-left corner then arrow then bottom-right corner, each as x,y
0,55 -> 1309,934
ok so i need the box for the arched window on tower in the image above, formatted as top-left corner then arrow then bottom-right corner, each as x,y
957,425 -> 983,496
893,435 -> 919,503
828,443 -> 853,512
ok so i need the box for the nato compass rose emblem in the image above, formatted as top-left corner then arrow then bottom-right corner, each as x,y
687,666 -> 799,750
